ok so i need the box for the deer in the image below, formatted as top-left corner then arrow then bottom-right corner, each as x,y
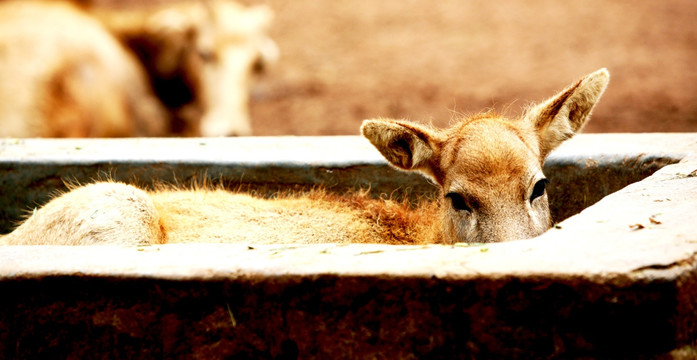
0,0 -> 168,138
0,0 -> 276,138
92,0 -> 278,136
0,69 -> 609,246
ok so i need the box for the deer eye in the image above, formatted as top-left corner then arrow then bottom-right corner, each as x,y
445,192 -> 472,213
530,178 -> 550,202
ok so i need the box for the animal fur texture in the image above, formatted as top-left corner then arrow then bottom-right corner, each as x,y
0,0 -> 167,137
1,69 -> 609,245
93,0 -> 278,136
2,184 -> 441,246
0,0 -> 276,138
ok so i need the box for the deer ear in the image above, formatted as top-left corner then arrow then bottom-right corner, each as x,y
361,119 -> 438,174
525,68 -> 610,158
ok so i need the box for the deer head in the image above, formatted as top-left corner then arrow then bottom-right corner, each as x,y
362,68 -> 609,243
138,0 -> 277,136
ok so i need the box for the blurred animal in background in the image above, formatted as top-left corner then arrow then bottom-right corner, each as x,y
0,0 -> 168,137
94,0 -> 278,136
0,0 -> 277,138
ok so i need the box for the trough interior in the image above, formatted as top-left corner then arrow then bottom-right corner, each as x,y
543,154 -> 678,222
0,151 -> 678,235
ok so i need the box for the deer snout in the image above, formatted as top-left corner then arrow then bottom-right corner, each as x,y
445,203 -> 550,243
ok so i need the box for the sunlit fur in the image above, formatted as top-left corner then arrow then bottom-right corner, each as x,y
361,68 -> 609,243
0,0 -> 276,138
1,183 -> 441,246
1,69 -> 608,245
0,0 -> 167,137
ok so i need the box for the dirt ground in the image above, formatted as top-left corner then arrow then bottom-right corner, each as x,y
237,0 -> 697,136
91,0 -> 697,136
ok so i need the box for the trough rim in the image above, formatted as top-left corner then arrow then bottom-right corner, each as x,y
0,132 -> 694,281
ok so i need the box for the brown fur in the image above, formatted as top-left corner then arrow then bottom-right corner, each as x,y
362,68 -> 609,243
1,69 -> 608,245
155,188 -> 442,245
93,0 -> 278,136
0,0 -> 276,138
1,185 -> 442,246
0,0 -> 168,137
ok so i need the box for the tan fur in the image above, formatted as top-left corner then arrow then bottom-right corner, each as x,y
1,69 -> 608,245
2,183 -> 164,246
2,185 -> 441,246
362,68 -> 609,243
94,1 -> 278,136
0,0 -> 275,138
0,0 -> 168,137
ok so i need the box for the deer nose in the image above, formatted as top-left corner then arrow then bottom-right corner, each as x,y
476,212 -> 532,243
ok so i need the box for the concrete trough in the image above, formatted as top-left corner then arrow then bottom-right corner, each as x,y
0,133 -> 696,358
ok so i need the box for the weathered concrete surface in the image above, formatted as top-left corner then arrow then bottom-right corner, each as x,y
0,134 -> 696,358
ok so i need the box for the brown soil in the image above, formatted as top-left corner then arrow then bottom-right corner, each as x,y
244,0 -> 697,135
88,0 -> 697,135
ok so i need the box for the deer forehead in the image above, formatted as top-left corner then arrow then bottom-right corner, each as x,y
438,118 -> 542,199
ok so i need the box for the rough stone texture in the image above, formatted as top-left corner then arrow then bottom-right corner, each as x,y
1,134 -> 696,358
0,271 -> 691,359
